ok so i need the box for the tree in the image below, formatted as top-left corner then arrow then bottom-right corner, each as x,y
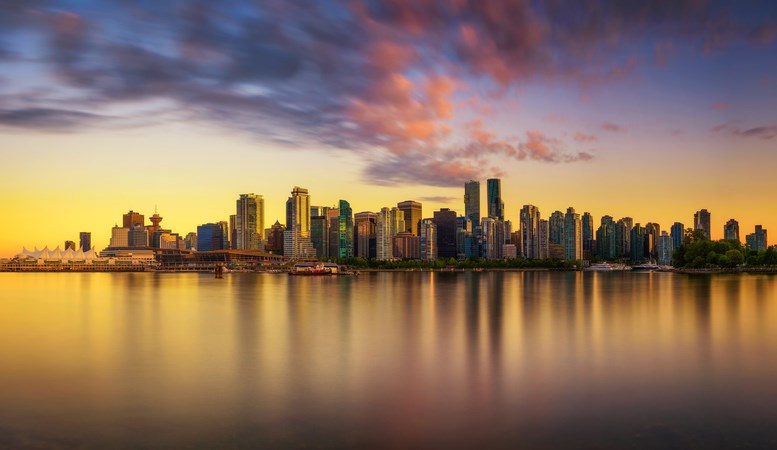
725,249 -> 744,267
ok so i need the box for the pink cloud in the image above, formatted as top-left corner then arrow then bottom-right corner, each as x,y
709,102 -> 730,111
602,122 -> 625,132
573,132 -> 597,143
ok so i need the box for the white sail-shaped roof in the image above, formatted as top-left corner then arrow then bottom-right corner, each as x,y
74,249 -> 85,259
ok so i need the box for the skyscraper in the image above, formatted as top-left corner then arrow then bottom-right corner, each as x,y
538,219 -> 549,259
564,207 -> 582,260
433,208 -> 457,259
630,224 -> 646,262
64,240 -> 76,251
393,232 -> 420,259
671,222 -> 685,249
520,205 -> 541,259
284,187 -> 315,259
311,207 -> 331,259
79,232 -> 91,251
377,208 -> 398,260
617,217 -> 634,258
486,178 -> 504,221
694,209 -> 711,240
397,200 -> 422,236
236,194 -> 264,250
464,180 -> 480,225
658,231 -> 674,265
595,216 -> 614,259
481,217 -> 505,260
354,211 -> 377,259
645,223 -> 660,258
549,211 -> 565,245
338,200 -> 353,258
724,219 -> 740,242
110,225 -> 129,247
419,219 -> 437,261
128,224 -> 148,248
582,212 -> 595,259
266,221 -> 285,255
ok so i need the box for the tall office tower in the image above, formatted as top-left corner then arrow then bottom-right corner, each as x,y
284,187 -> 315,259
196,223 -> 224,252
123,210 -> 144,228
236,194 -> 264,250
617,217 -> 634,258
694,209 -> 711,240
630,224 -> 646,262
724,219 -> 740,242
79,232 -> 91,251
670,222 -> 685,249
392,208 -> 405,245
582,212 -> 596,259
549,211 -> 565,245
455,216 -> 471,260
746,225 -> 768,252
338,200 -> 353,258
645,223 -> 661,258
229,215 -> 237,250
377,208 -> 395,260
311,207 -> 331,259
464,180 -> 481,225
539,219 -> 550,259
481,217 -> 505,260
393,232 -> 420,259
266,221 -> 286,254
596,216 -> 617,259
433,208 -> 457,259
658,231 -> 674,265
218,221 -> 229,250
353,211 -> 377,259
419,219 -> 437,261
128,224 -> 149,248
110,225 -> 129,247
184,232 -> 197,250
520,205 -> 541,259
64,240 -> 76,250
486,178 -> 504,221
563,207 -> 582,260
397,200 -> 422,236
327,208 -> 340,258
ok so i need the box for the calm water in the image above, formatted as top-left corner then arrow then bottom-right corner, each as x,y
1,271 -> 777,449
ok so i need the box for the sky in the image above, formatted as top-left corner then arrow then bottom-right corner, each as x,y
1,0 -> 776,256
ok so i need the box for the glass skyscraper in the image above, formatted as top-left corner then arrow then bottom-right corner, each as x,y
486,178 -> 504,221
236,193 -> 264,250
464,180 -> 480,226
338,200 -> 353,258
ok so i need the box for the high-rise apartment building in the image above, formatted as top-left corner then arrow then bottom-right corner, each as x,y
746,225 -> 768,252
596,215 -> 617,259
266,221 -> 285,255
110,225 -> 129,247
455,216 -> 471,259
128,224 -> 148,248
658,231 -> 674,265
377,208 -> 401,260
630,224 -> 646,262
464,180 -> 480,226
645,223 -> 660,258
520,205 -> 541,259
694,209 -> 711,240
486,178 -> 504,221
481,217 -> 505,260
538,219 -> 549,259
393,232 -> 420,259
420,219 -> 437,261
724,219 -> 740,242
229,215 -> 237,250
337,200 -> 353,258
397,200 -> 422,236
236,194 -> 264,250
564,207 -> 582,260
617,217 -> 634,258
79,232 -> 91,251
284,187 -> 315,259
549,211 -> 564,245
64,240 -> 76,250
582,212 -> 595,259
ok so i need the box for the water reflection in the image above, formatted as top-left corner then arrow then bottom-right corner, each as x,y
1,272 -> 777,448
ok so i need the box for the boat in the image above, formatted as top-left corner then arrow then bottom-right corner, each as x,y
289,263 -> 333,276
585,263 -> 614,271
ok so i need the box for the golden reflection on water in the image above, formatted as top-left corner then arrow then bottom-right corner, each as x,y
1,272 -> 777,448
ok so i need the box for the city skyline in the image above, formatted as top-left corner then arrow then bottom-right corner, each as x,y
3,177 -> 770,260
1,2 -> 776,256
